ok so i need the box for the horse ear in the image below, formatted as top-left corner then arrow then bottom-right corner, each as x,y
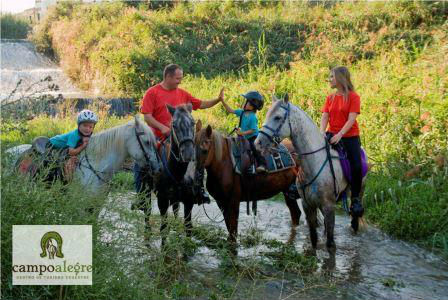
186,103 -> 193,113
196,119 -> 202,132
206,125 -> 212,138
166,104 -> 176,116
283,93 -> 289,103
271,93 -> 279,102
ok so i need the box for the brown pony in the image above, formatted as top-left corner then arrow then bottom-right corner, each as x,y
189,121 -> 304,250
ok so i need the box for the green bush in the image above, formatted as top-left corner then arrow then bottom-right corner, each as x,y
364,165 -> 448,257
1,14 -> 31,39
32,1 -> 447,98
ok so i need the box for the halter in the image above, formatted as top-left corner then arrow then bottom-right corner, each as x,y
134,128 -> 156,175
160,118 -> 195,182
259,102 -> 293,146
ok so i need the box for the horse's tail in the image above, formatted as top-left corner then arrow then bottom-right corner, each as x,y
358,216 -> 368,231
297,198 -> 324,227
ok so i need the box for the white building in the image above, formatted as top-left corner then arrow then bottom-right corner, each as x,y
35,0 -> 58,20
33,0 -> 107,22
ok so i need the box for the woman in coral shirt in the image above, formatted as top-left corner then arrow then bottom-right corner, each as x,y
320,66 -> 364,218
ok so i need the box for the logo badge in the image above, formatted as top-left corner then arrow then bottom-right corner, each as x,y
12,225 -> 92,285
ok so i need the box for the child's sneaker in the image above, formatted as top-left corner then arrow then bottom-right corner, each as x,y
256,165 -> 267,174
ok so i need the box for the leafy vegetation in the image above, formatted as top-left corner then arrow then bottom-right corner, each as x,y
1,14 -> 31,39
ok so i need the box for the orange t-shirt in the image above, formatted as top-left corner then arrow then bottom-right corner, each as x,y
321,91 -> 361,137
140,84 -> 202,138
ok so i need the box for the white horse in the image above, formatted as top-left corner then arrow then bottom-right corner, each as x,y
255,94 -> 367,251
6,116 -> 161,193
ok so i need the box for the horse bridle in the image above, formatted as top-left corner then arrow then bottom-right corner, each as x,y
158,117 -> 196,183
170,120 -> 195,162
259,102 -> 292,146
134,128 -> 156,174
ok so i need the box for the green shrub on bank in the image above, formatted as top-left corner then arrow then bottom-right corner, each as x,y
1,14 -> 31,39
364,166 -> 448,257
31,1 -> 447,97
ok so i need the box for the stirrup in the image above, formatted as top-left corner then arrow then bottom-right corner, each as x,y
32,136 -> 50,154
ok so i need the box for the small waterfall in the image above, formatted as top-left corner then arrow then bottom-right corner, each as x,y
1,40 -> 136,116
1,39 -> 86,100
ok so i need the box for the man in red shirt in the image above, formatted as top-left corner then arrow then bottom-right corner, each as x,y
141,64 -> 223,139
133,64 -> 223,211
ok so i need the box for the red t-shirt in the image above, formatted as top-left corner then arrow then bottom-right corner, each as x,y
321,91 -> 361,137
140,84 -> 202,138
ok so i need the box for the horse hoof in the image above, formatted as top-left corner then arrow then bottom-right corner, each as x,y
326,240 -> 336,252
351,217 -> 359,232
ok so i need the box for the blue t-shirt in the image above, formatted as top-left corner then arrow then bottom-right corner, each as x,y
234,109 -> 259,140
49,129 -> 82,149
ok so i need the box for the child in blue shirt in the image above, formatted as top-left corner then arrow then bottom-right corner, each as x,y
221,91 -> 267,173
47,110 -> 98,178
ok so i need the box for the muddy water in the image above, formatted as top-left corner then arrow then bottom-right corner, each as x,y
100,192 -> 448,300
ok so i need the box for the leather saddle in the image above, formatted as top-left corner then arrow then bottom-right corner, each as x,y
231,136 -> 253,174
32,136 -> 50,154
230,136 -> 296,175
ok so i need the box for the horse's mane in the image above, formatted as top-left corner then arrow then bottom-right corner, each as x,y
269,100 -> 320,131
86,119 -> 155,158
212,130 -> 223,161
198,128 -> 223,161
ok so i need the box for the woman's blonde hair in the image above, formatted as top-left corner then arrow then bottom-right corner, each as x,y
331,66 -> 355,101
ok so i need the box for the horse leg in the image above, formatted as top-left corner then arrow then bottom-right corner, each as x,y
283,191 -> 301,244
351,178 -> 367,232
226,197 -> 240,255
322,200 -> 336,251
142,180 -> 153,233
183,201 -> 194,237
133,163 -> 153,234
283,191 -> 301,226
158,197 -> 169,249
144,204 -> 152,235
303,202 -> 318,249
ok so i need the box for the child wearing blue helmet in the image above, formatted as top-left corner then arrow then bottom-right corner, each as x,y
222,91 -> 267,173
47,109 -> 98,179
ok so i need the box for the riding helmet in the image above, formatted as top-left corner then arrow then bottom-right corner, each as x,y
241,91 -> 264,110
77,109 -> 98,125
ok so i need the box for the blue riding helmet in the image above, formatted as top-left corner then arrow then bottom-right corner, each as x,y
241,91 -> 264,110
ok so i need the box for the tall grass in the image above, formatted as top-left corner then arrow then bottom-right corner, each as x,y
1,14 -> 31,39
32,1 -> 447,98
1,155 -> 320,299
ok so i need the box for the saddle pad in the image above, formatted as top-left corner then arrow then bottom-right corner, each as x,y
336,147 -> 368,183
230,140 -> 296,175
